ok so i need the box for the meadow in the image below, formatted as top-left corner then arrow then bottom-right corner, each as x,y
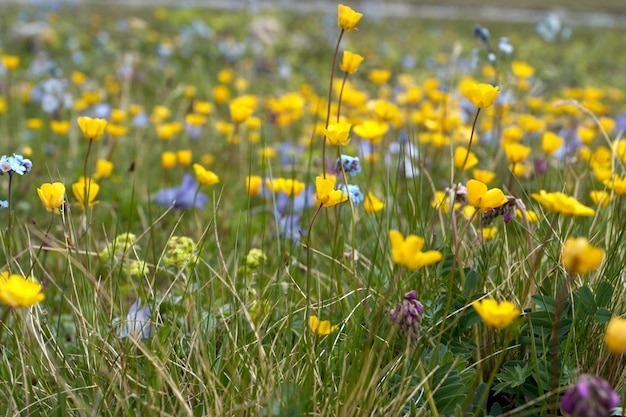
0,2 -> 626,416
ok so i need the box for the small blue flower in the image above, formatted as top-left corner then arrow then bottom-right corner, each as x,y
334,155 -> 361,177
0,200 -> 8,208
337,183 -> 364,206
152,174 -> 208,210
118,299 -> 152,339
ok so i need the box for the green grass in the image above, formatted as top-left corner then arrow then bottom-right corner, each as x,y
0,3 -> 624,416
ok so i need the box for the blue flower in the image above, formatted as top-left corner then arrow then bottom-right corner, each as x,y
334,154 -> 361,177
337,183 -> 364,205
152,174 -> 208,210
118,299 -> 152,339
0,200 -> 7,208
0,154 -> 32,175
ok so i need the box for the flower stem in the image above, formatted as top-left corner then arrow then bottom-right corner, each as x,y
25,213 -> 55,279
336,72 -> 348,123
322,29 -> 345,178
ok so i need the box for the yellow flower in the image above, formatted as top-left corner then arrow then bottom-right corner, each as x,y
503,142 -> 531,164
516,209 -> 539,223
151,105 -> 171,124
511,61 -> 535,78
77,116 -> 108,140
280,179 -> 306,197
72,178 -> 100,208
541,132 -> 564,156
454,147 -> 479,170
229,95 -> 257,124
193,164 -> 219,186
340,50 -> 364,74
605,317 -> 626,354
218,69 -> 234,84
472,299 -> 520,329
531,190 -> 595,217
324,122 -> 352,146
315,175 -> 347,207
605,175 -> 626,195
1,55 -> 20,70
157,122 -> 183,140
561,237 -> 604,274
364,192 -> 384,214
590,190 -> 613,207
0,272 -> 45,308
353,120 -> 388,144
37,182 -> 66,213
193,101 -> 214,116
431,191 -> 458,213
463,83 -> 500,108
480,227 -> 498,240
466,179 -> 508,213
309,315 -> 338,335
368,69 -> 392,84
258,146 -> 276,159
213,85 -> 230,103
95,159 -> 114,179
106,124 -> 128,138
27,118 -> 44,130
177,150 -> 193,167
245,175 -> 262,197
161,151 -> 177,169
337,4 -> 363,31
388,230 -> 443,270
472,169 -> 496,185
110,109 -> 127,123
50,120 -> 71,135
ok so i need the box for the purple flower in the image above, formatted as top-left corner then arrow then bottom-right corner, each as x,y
152,174 -> 208,210
390,290 -> 424,345
118,299 -> 152,339
561,374 -> 620,417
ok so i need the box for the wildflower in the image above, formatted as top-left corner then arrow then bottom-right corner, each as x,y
0,154 -> 32,175
480,227 -> 498,240
162,236 -> 198,269
118,299 -> 152,339
246,248 -> 267,271
541,132 -> 564,155
192,101 -> 213,116
77,116 -> 107,140
454,147 -> 479,170
1,55 -> 19,70
516,209 -> 539,223
152,174 -> 208,210
37,182 -> 66,213
315,175 -> 348,207
337,183 -> 364,205
561,237 -> 604,274
280,179 -> 306,197
157,122 -> 183,140
193,164 -> 219,186
511,61 -> 535,78
0,272 -> 45,308
72,178 -> 100,209
353,119 -> 388,144
388,230 -> 443,270
161,152 -> 177,169
337,4 -> 363,31
309,315 -> 338,335
95,159 -> 114,179
531,190 -> 595,217
605,174 -> 626,195
27,118 -> 44,130
390,290 -> 424,344
605,317 -> 626,354
561,374 -> 619,417
229,95 -> 256,124
50,120 -> 71,135
106,124 -> 128,138
100,233 -> 139,262
334,155 -> 361,176
213,85 -> 230,103
463,83 -> 500,108
368,69 -> 392,84
466,179 -> 508,213
340,50 -> 364,74
472,169 -> 496,184
503,142 -> 531,164
590,190 -> 613,207
324,122 -> 352,146
472,299 -> 520,329
364,192 -> 384,214
245,175 -> 262,197
177,150 -> 192,167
